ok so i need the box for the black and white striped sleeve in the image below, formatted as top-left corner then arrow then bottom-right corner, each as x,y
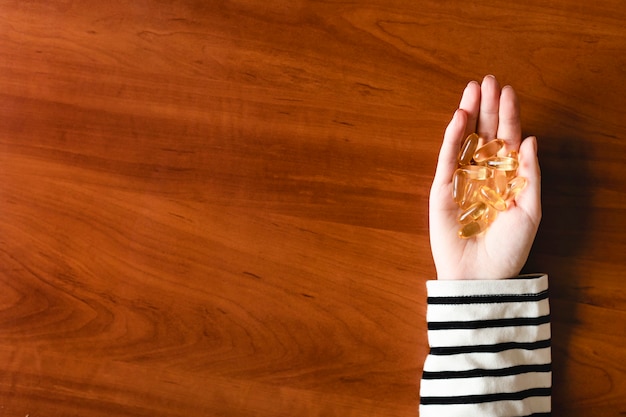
419,274 -> 551,417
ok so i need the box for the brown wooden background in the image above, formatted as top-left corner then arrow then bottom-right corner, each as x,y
1,1 -> 625,416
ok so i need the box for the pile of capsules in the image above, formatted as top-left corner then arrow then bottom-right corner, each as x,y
453,133 -> 527,239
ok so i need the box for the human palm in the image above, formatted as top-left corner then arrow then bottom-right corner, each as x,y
429,75 -> 542,280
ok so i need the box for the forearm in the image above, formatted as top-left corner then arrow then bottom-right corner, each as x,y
419,274 -> 551,416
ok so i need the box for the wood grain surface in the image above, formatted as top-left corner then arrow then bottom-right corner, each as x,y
1,1 -> 625,415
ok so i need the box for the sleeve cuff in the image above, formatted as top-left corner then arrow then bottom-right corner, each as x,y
420,274 -> 552,416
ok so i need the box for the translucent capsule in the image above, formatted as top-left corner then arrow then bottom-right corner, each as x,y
460,179 -> 481,209
458,133 -> 479,166
483,156 -> 519,172
489,170 -> 509,196
452,169 -> 468,205
483,205 -> 498,225
452,133 -> 524,239
458,220 -> 487,239
458,201 -> 487,225
479,185 -> 507,211
474,139 -> 504,163
461,165 -> 491,180
505,176 -> 527,201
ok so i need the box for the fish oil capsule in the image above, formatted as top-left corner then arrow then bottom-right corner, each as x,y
505,176 -> 527,201
479,185 -> 507,211
483,156 -> 519,172
474,139 -> 504,163
458,201 -> 487,225
483,205 -> 498,225
460,179 -> 481,209
458,220 -> 487,239
452,169 -> 468,205
488,170 -> 509,196
451,132 -> 524,238
458,133 -> 480,165
506,150 -> 518,159
461,165 -> 491,180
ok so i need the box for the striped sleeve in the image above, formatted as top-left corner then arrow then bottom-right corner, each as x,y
419,274 -> 551,417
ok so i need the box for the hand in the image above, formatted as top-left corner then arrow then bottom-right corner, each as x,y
429,75 -> 542,280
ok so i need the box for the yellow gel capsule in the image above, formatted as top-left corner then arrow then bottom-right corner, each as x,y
506,150 -> 518,159
461,165 -> 491,180
483,205 -> 498,225
458,133 -> 480,166
488,170 -> 509,196
458,201 -> 487,225
505,176 -> 528,201
474,139 -> 504,162
458,220 -> 487,239
479,185 -> 507,211
484,156 -> 519,172
452,169 -> 468,205
460,179 -> 481,209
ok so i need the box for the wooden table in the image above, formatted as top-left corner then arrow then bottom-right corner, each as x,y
1,1 -> 625,415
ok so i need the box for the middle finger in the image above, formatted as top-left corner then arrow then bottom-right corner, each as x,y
477,75 -> 501,142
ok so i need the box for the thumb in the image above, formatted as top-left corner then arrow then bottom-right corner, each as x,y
515,136 -> 542,224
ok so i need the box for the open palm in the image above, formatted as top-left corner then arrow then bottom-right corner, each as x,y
429,75 -> 542,280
